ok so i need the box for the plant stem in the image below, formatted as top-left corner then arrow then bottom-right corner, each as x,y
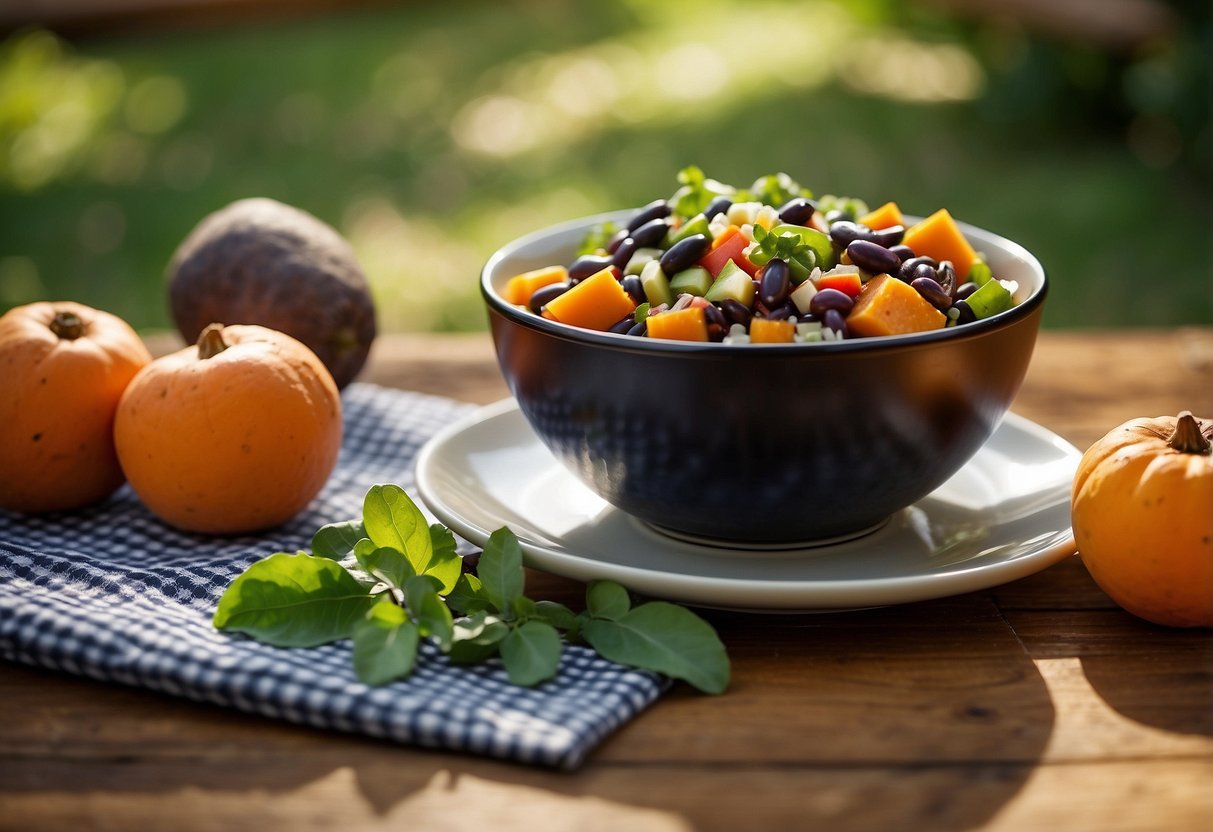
1169,411 -> 1212,456
196,323 -> 228,359
48,311 -> 84,340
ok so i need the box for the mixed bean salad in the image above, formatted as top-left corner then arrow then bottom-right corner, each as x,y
501,168 -> 1019,343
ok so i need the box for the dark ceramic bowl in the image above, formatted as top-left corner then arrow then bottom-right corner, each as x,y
482,211 -> 1047,545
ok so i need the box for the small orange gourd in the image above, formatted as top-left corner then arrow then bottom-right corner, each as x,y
0,302 -> 152,513
114,323 -> 342,535
1071,411 -> 1213,628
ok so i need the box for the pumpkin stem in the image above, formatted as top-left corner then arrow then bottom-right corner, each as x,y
197,323 -> 229,360
48,311 -> 84,340
1169,411 -> 1212,456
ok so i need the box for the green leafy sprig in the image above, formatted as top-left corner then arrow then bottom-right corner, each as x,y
735,171 -> 813,208
213,484 -> 730,694
748,223 -> 818,282
669,164 -> 735,220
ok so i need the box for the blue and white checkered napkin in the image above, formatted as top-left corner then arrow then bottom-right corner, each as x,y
0,384 -> 664,769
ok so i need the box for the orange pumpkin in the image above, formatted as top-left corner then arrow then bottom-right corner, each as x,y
1071,411 -> 1213,628
0,302 -> 152,513
114,323 -> 342,534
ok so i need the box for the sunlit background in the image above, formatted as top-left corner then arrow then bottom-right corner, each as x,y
0,0 -> 1209,333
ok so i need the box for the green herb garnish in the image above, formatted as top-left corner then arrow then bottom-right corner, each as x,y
214,485 -> 730,694
736,171 -> 813,208
669,165 -> 735,220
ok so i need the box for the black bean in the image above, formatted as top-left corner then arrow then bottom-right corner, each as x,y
847,240 -> 902,276
911,276 -> 951,311
703,195 -> 733,221
898,255 -> 938,282
608,315 -> 635,334
889,244 -> 915,262
759,259 -> 791,308
620,275 -> 645,305
763,301 -> 796,321
627,199 -> 672,232
658,234 -> 711,276
825,208 -> 853,225
822,308 -> 848,337
611,236 -> 638,272
629,217 -> 669,249
606,227 -> 629,254
953,299 -> 976,325
528,281 -> 571,314
809,287 -> 854,318
718,298 -> 752,327
905,262 -> 937,285
702,302 -> 727,330
569,254 -> 615,283
954,281 -> 979,302
935,260 -> 957,298
777,197 -> 816,226
828,221 -> 873,248
627,319 -> 648,337
871,225 -> 905,247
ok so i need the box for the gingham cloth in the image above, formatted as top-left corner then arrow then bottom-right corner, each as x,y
0,384 -> 664,769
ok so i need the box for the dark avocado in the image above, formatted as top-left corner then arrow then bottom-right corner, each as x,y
167,198 -> 376,389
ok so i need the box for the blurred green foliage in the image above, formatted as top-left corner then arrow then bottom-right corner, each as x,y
0,0 -> 1208,332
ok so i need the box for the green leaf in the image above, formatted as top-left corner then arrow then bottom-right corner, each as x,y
670,165 -> 734,219
478,527 -> 524,617
449,611 -> 509,664
419,524 -> 462,594
743,171 -> 812,208
512,595 -> 537,620
581,602 -> 730,694
575,220 -> 618,257
586,580 -> 630,620
311,520 -> 366,560
363,484 -> 432,567
352,600 -> 420,685
446,573 -> 493,615
363,546 -> 415,589
500,620 -> 563,686
213,553 -> 375,647
534,600 -> 578,632
352,537 -> 376,570
405,575 -> 453,651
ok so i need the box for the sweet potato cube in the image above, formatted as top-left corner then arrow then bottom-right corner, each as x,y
858,201 -> 904,231
543,267 -> 635,331
502,265 -> 568,306
749,318 -> 796,343
645,307 -> 708,342
902,209 -> 978,278
847,274 -> 946,337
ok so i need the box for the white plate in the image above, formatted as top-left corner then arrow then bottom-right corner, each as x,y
415,399 -> 1081,612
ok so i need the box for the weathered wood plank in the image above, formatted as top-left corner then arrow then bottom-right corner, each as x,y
2,756 -> 1210,832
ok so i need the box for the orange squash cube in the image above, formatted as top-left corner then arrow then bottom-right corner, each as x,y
646,307 -> 708,342
749,318 -> 796,343
542,268 -> 635,332
502,265 -> 568,306
858,201 -> 904,231
847,274 -> 946,337
902,209 -> 978,279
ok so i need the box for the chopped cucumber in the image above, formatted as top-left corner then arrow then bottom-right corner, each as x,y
639,260 -> 674,307
665,213 -> 711,247
966,277 -> 1013,319
967,259 -> 993,286
704,260 -> 756,307
624,247 -> 663,276
669,265 -> 713,297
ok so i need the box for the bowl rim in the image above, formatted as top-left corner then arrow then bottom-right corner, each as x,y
482,209 -> 1047,354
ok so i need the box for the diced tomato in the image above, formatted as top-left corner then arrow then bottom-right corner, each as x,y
699,228 -> 759,277
815,272 -> 863,297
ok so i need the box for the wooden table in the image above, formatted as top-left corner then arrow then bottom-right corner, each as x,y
3,328 -> 1212,831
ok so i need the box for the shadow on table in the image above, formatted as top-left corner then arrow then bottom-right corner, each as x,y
4,592 -> 1061,830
